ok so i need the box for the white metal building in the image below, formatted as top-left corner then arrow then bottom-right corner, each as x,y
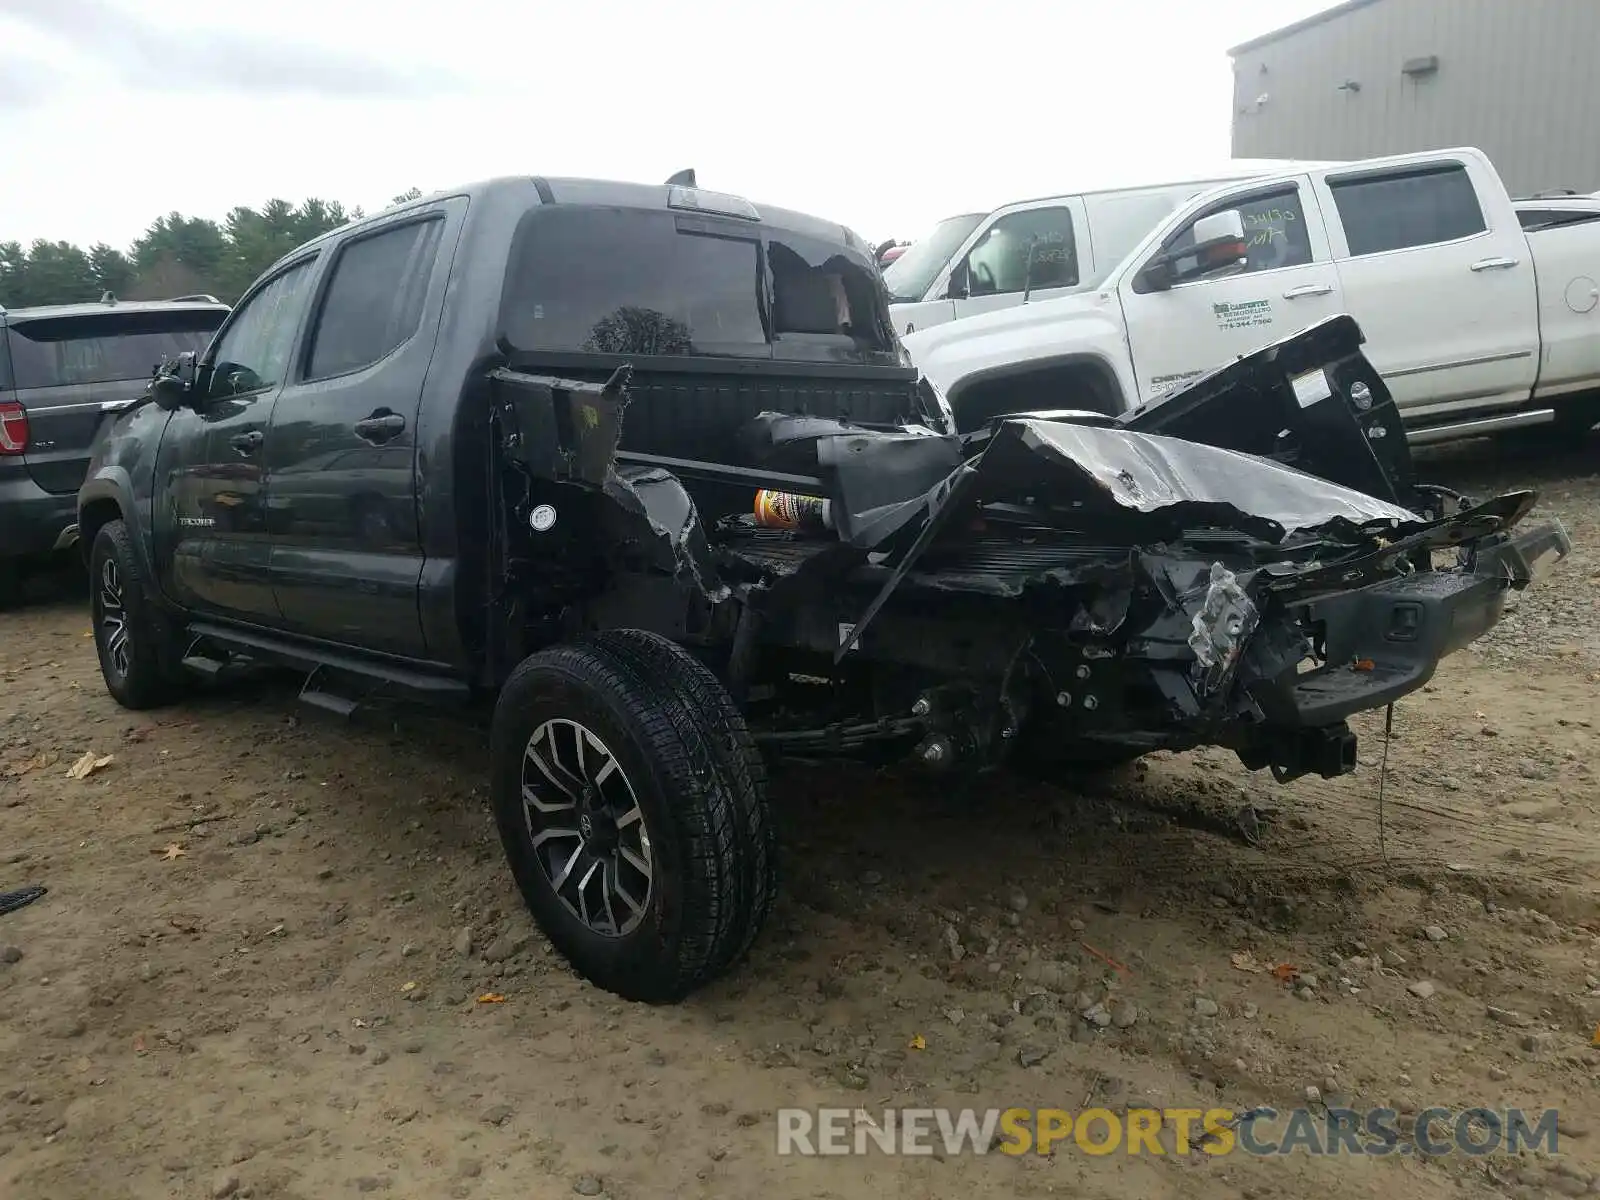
1229,0 -> 1600,196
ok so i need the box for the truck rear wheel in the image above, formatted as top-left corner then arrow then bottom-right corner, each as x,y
89,519 -> 184,710
489,631 -> 774,1002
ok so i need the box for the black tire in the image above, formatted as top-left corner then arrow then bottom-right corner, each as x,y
489,631 -> 774,1002
89,519 -> 184,710
599,629 -> 777,975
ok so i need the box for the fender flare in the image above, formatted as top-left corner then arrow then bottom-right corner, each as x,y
945,352 -> 1130,417
78,468 -> 159,596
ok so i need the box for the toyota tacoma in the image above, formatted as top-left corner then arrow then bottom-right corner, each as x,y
77,176 -> 1570,1001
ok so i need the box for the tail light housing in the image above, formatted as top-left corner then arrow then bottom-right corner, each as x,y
0,401 -> 27,455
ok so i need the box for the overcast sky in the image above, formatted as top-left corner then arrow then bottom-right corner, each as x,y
1,0 -> 1334,250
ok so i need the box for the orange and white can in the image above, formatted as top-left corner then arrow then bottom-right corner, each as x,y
753,489 -> 835,532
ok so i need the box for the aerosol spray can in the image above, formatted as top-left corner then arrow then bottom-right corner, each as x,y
753,489 -> 835,532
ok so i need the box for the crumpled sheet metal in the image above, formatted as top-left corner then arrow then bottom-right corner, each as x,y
608,466 -> 729,604
494,365 -> 727,601
1187,563 -> 1261,697
979,418 -> 1420,542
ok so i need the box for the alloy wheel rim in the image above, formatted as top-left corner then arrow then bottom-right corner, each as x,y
521,718 -> 653,937
98,558 -> 130,680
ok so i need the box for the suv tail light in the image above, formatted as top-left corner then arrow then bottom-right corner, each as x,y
0,402 -> 27,455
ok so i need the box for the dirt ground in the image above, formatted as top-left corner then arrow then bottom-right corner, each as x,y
3,436 -> 1599,1200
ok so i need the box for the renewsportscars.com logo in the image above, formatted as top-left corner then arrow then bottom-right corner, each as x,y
776,1106 -> 1564,1158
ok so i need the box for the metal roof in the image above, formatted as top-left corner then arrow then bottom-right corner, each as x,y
1228,0 -> 1388,56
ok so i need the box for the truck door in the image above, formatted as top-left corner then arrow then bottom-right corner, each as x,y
1117,178 -> 1345,405
1311,157 -> 1539,417
949,201 -> 1088,324
154,257 -> 318,622
263,203 -> 461,659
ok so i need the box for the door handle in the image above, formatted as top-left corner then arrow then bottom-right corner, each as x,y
229,430 -> 264,455
1470,257 -> 1520,271
353,411 -> 406,444
1282,283 -> 1334,299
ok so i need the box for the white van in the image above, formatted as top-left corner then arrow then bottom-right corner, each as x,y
882,162 -> 1326,336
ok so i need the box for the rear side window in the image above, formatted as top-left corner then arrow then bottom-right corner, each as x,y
503,208 -> 766,357
4,310 -> 224,390
304,219 -> 444,380
1329,164 -> 1487,256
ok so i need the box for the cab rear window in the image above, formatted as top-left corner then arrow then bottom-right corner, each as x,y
502,208 -> 767,357
6,309 -> 224,390
500,208 -> 896,359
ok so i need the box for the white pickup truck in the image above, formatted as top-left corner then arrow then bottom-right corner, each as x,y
880,161 -> 1322,338
905,148 -> 1600,445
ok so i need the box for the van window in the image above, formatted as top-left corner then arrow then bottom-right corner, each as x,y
1165,186 -> 1314,275
962,207 -> 1078,296
5,309 -> 224,390
881,212 -> 985,302
1329,164 -> 1487,256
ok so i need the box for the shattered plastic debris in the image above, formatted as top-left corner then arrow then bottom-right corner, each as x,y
66,751 -> 114,780
1187,564 -> 1260,694
4,750 -> 60,777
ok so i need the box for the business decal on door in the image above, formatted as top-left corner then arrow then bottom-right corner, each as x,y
1212,300 -> 1273,332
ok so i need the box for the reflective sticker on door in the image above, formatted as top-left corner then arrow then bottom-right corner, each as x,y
1212,299 -> 1273,331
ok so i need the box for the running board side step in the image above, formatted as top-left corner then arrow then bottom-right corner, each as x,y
1406,408 -> 1554,446
299,688 -> 360,718
185,620 -> 471,700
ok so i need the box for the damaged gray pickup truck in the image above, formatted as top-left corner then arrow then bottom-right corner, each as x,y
78,176 -> 1571,1002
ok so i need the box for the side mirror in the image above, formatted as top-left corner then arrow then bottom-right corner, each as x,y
1137,209 -> 1249,292
944,262 -> 970,301
150,352 -> 200,412
1189,210 -> 1249,269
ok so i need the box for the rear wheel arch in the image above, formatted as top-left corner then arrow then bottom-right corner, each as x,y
947,356 -> 1126,434
78,496 -> 125,566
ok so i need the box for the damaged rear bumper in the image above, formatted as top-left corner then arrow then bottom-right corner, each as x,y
1225,517 -> 1571,780
1249,518 -> 1571,730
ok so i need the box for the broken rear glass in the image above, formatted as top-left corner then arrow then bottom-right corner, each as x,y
768,232 -> 896,354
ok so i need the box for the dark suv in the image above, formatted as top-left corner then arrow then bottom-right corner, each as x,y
0,296 -> 229,605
